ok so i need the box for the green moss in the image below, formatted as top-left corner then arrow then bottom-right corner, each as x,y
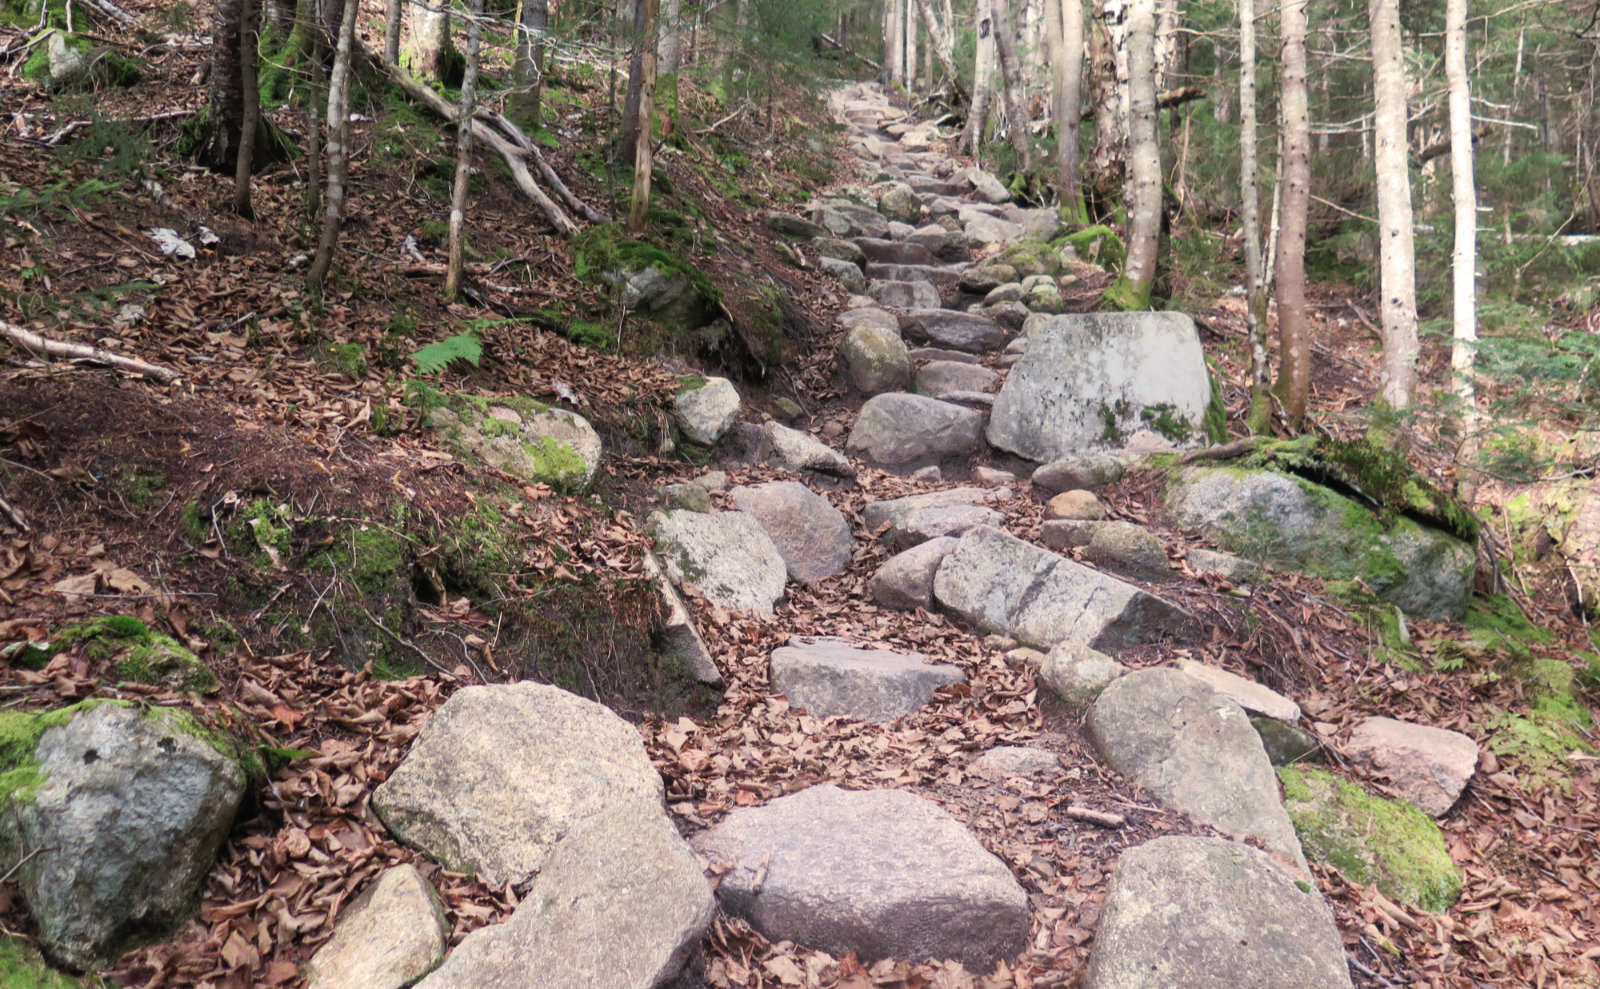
178,500 -> 210,543
312,523 -> 407,596
1058,224 -> 1126,269
1281,767 -> 1464,912
1466,594 -> 1552,645
572,222 -> 721,310
524,436 -> 589,491
0,933 -> 107,986
675,375 -> 709,394
313,342 -> 368,379
231,499 -> 292,565
1484,707 -> 1594,792
479,415 -> 522,439
125,471 -> 166,508
1139,402 -> 1193,444
0,700 -> 124,810
149,706 -> 265,782
1325,582 -> 1420,671
1203,372 -> 1228,444
115,639 -> 219,694
1100,273 -> 1152,312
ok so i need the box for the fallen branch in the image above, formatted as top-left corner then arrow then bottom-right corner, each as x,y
362,40 -> 579,237
0,491 -> 27,532
41,108 -> 195,146
818,32 -> 880,71
488,112 -> 609,223
1156,86 -> 1206,110
1063,804 -> 1125,829
1175,437 -> 1265,465
1,319 -> 181,383
695,103 -> 748,135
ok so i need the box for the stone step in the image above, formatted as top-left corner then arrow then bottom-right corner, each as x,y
908,346 -> 981,364
867,280 -> 942,310
901,309 -> 1007,353
908,176 -> 970,197
864,262 -> 964,288
915,360 -> 1000,398
854,238 -> 940,266
769,637 -> 965,722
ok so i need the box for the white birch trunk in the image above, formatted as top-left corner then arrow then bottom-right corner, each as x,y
1105,0 -> 1157,309
963,4 -> 996,152
990,0 -> 1033,170
1446,0 -> 1479,481
1238,0 -> 1267,400
446,0 -> 485,301
1370,0 -> 1420,409
306,0 -> 360,289
660,0 -> 682,72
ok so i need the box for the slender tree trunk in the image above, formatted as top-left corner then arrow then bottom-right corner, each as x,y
1153,0 -> 1179,87
510,0 -> 548,129
1446,0 -> 1479,497
1370,0 -> 1419,410
1103,0 -> 1157,310
232,0 -> 259,216
383,0 -> 401,63
194,0 -> 246,171
628,0 -> 660,233
620,0 -> 650,160
1273,0 -> 1310,427
660,0 -> 681,72
989,0 -> 1032,170
1044,0 -> 1084,220
914,0 -> 964,99
306,0 -> 360,290
904,0 -> 918,90
962,3 -> 995,153
446,0 -> 485,301
403,0 -> 456,83
305,12 -> 323,217
1089,0 -> 1129,202
1239,0 -> 1269,431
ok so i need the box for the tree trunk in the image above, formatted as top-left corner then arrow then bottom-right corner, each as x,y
914,0 -> 963,100
306,0 -> 360,290
233,0 -> 259,216
193,0 -> 246,172
1239,0 -> 1269,431
1273,0 -> 1310,428
1153,0 -> 1179,88
962,3 -> 995,153
1103,0 -> 1157,310
620,0 -> 650,160
660,0 -> 681,73
403,0 -> 457,84
1446,0 -> 1479,496
904,0 -> 918,90
383,0 -> 401,63
1370,0 -> 1419,410
1044,0 -> 1084,220
989,0 -> 1032,170
509,0 -> 548,131
629,0 -> 660,234
1089,0 -> 1129,201
446,0 -> 485,301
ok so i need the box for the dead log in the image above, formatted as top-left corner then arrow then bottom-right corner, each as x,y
1,319 -> 181,383
487,112 -> 609,223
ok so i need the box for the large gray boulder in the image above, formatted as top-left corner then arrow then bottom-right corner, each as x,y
847,393 -> 987,464
1165,466 -> 1475,619
861,487 -> 1006,533
730,482 -> 854,585
646,510 -> 788,614
672,376 -> 741,446
758,422 -> 855,479
988,313 -> 1216,462
417,807 -> 714,989
869,537 -> 958,610
371,684 -> 665,891
0,702 -> 246,969
839,323 -> 912,395
1083,837 -> 1352,989
307,865 -> 450,989
877,182 -> 923,223
690,785 -> 1028,972
1085,668 -> 1307,873
932,526 -> 1193,651
816,201 -> 891,239
769,637 -> 965,722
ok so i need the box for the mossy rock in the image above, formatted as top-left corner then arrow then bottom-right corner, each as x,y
58,617 -> 218,694
432,396 -> 601,492
995,241 -> 1061,279
1280,767 -> 1463,912
1057,224 -> 1125,269
573,222 -> 718,331
25,30 -> 141,91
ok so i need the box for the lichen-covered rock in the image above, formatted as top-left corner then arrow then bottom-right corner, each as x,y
813,236 -> 867,266
371,684 -> 665,891
839,323 -> 912,395
1038,642 -> 1125,714
1085,521 -> 1172,582
988,313 -> 1216,462
763,211 -> 827,238
877,182 -> 922,223
1044,490 -> 1104,521
646,510 -> 789,614
1281,767 -> 1464,911
867,279 -> 941,310
1084,837 -> 1351,989
307,865 -> 450,989
0,702 -> 247,969
1031,454 -> 1128,494
1186,547 -> 1260,580
995,242 -> 1061,278
433,399 -> 602,492
820,256 -> 867,293
672,376 -> 741,446
730,482 -> 854,585
915,360 -> 998,399
759,422 -> 855,478
1166,467 -> 1475,619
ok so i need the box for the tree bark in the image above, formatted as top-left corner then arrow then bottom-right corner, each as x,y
306,0 -> 360,290
989,0 -> 1032,170
509,0 -> 548,131
1370,0 -> 1419,410
1446,0 -> 1479,496
232,0 -> 259,217
1044,0 -> 1084,220
1103,0 -> 1157,310
1273,0 -> 1310,428
1239,0 -> 1269,431
904,0 -> 918,90
914,0 -> 964,100
193,0 -> 246,172
660,0 -> 681,73
403,0 -> 456,83
446,0 -> 485,301
628,0 -> 660,234
1089,0 -> 1129,201
620,0 -> 650,160
383,0 -> 401,63
962,3 -> 995,154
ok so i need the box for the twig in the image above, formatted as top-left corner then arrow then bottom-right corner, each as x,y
1062,804 -> 1125,828
358,604 -> 462,681
0,846 -> 44,884
41,109 -> 194,147
1,319 -> 181,383
695,104 -> 748,136
488,112 -> 609,223
0,491 -> 26,531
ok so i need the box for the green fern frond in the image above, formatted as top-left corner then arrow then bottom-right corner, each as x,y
412,332 -> 482,375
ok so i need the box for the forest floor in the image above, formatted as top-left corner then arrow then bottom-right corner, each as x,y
1,2 -> 1599,987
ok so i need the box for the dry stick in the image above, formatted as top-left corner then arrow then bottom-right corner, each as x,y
364,40 -> 578,237
488,112 -> 608,222
1,319 -> 181,383
1063,804 -> 1124,828
41,109 -> 195,147
0,491 -> 27,531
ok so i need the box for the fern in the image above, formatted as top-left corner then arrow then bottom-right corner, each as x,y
412,332 -> 482,374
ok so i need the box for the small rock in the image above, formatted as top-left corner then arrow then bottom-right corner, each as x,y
1003,646 -> 1044,668
869,537 -> 958,610
915,360 -> 999,399
856,238 -> 939,265
840,324 -> 912,396
759,422 -> 855,478
911,465 -> 942,483
1346,717 -> 1479,817
771,396 -> 803,422
877,182 -> 922,224
846,393 -> 987,465
730,482 -> 854,585
659,482 -> 712,513
884,505 -> 1005,549
868,279 -> 941,310
1039,519 -> 1107,550
973,746 -> 1060,776
1038,642 -> 1126,714
964,169 -> 1012,204
959,264 -> 1017,294
764,211 -> 827,238
1252,717 -> 1326,766
839,306 -> 901,333
983,283 -> 1026,305
1032,455 -> 1128,494
974,467 -> 1016,485
692,470 -> 729,492
770,637 -> 965,722
813,236 -> 867,266
1187,547 -> 1260,580
306,865 -> 449,989
1176,660 -> 1300,723
886,220 -> 917,240
1044,490 -> 1104,521
982,634 -> 1018,650
820,255 -> 867,293
1084,521 -> 1172,582
641,550 -> 722,685
646,510 -> 789,614
981,301 -> 1032,332
673,376 -> 741,446
909,346 -> 981,364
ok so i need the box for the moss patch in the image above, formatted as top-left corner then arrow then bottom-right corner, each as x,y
58,617 -> 218,693
524,436 -> 589,491
1057,224 -> 1125,269
1281,767 -> 1464,912
1484,707 -> 1593,792
0,933 -> 106,986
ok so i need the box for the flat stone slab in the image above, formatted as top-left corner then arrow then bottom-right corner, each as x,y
846,393 -> 986,465
1085,668 -> 1307,873
838,306 -> 900,332
902,309 -> 1007,353
730,482 -> 854,585
932,526 -> 1193,652
1032,454 -> 1128,493
759,422 -> 855,478
916,360 -> 999,398
862,487 -> 1005,533
855,238 -> 940,265
1177,660 -> 1300,723
1346,716 -> 1479,817
770,637 -> 965,722
865,262 -> 964,287
1084,836 -> 1352,989
690,785 -> 1029,972
868,279 -> 942,310
909,346 -> 981,364
883,505 -> 1005,549
647,510 -> 788,614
